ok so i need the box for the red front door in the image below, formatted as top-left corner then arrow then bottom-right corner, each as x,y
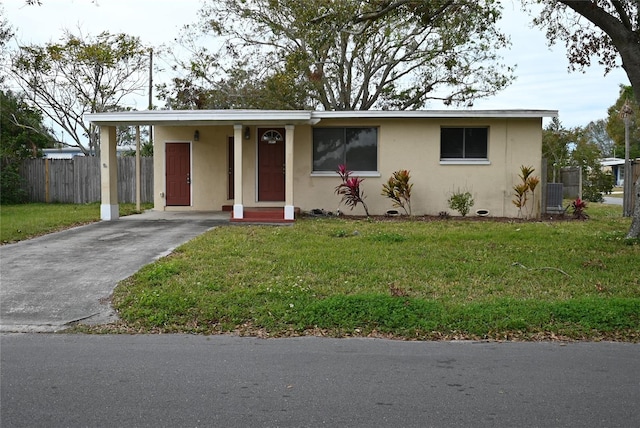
166,142 -> 191,206
258,128 -> 285,201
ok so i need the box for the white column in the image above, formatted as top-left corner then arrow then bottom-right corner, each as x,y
135,126 -> 141,212
233,124 -> 244,219
100,126 -> 119,220
284,124 -> 295,220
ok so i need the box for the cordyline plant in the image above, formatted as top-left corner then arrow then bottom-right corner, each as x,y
335,164 -> 370,217
571,197 -> 589,220
381,169 -> 413,216
512,165 -> 540,218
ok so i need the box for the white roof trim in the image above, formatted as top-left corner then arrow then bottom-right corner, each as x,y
600,158 -> 626,166
84,110 -> 314,126
85,109 -> 558,126
313,109 -> 558,119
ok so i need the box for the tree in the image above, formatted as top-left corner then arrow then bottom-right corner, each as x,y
10,31 -> 149,156
530,1 -> 640,238
120,126 -> 153,157
0,90 -> 54,203
0,5 -> 13,85
542,117 -> 572,183
606,85 -> 640,159
585,118 -> 616,158
174,0 -> 513,111
571,128 -> 615,202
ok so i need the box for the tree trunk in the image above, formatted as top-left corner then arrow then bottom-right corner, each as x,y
626,178 -> 640,239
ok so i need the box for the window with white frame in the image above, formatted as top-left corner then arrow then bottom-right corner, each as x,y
313,127 -> 378,172
440,127 -> 488,160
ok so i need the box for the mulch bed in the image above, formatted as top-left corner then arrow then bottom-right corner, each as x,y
303,211 -> 575,223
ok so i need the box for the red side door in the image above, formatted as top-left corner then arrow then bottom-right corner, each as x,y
228,137 -> 234,200
258,128 -> 285,201
166,142 -> 191,206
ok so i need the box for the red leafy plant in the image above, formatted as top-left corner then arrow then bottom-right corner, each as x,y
335,164 -> 370,217
571,197 -> 589,220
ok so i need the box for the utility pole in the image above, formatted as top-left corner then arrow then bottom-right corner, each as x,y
148,48 -> 153,147
620,100 -> 634,217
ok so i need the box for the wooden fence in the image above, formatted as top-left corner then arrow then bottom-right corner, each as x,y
19,157 -> 154,204
560,166 -> 581,199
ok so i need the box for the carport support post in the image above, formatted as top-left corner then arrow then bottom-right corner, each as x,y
233,124 -> 244,219
284,125 -> 295,220
100,126 -> 119,220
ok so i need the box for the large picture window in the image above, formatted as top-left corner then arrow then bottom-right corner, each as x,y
440,127 -> 488,160
313,127 -> 378,172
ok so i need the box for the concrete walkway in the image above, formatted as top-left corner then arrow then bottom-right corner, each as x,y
0,211 -> 229,332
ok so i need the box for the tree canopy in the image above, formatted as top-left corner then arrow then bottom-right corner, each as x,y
10,31 -> 149,155
0,89 -> 54,203
529,1 -> 640,103
583,118 -> 616,158
606,85 -> 640,159
164,0 -> 514,111
542,117 -> 573,183
543,116 -> 614,203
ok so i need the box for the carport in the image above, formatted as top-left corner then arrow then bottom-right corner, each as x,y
85,110 -> 319,222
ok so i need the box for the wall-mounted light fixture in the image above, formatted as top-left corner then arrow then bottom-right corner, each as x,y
194,130 -> 200,141
244,127 -> 251,140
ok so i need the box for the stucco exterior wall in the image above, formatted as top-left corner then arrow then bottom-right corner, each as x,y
152,117 -> 543,218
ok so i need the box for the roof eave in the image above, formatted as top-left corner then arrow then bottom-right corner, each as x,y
85,109 -> 559,126
84,110 -> 315,126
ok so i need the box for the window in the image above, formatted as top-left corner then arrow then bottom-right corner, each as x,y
313,127 -> 378,172
440,127 -> 488,160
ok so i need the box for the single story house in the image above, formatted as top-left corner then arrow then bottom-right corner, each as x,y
600,157 -> 625,186
43,147 -> 86,159
85,109 -> 557,222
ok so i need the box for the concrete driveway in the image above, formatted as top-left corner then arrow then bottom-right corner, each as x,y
0,211 -> 229,332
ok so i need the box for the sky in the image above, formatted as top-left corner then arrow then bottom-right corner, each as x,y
2,0 -> 632,128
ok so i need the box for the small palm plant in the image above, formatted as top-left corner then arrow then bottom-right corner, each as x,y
335,164 -> 370,217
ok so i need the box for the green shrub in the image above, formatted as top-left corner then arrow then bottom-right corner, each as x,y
0,166 -> 27,204
447,189 -> 474,216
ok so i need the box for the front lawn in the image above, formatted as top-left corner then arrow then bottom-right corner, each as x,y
0,202 -> 153,243
107,203 -> 640,341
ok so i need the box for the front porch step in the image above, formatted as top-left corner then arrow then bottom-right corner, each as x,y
228,207 -> 299,223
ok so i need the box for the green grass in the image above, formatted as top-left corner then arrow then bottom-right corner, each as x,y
0,202 -> 153,243
107,203 -> 640,340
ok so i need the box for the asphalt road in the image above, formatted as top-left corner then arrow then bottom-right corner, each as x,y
602,195 -> 624,206
1,334 -> 639,427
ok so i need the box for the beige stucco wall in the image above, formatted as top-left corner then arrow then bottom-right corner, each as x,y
153,117 -> 543,218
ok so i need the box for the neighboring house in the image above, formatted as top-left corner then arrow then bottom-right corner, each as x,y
43,147 -> 86,159
43,146 -> 136,159
600,157 -> 625,186
85,109 -> 557,222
